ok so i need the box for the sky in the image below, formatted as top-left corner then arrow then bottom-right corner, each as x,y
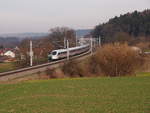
0,0 -> 149,34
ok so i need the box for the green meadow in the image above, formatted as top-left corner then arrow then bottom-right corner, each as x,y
0,62 -> 16,73
0,75 -> 150,113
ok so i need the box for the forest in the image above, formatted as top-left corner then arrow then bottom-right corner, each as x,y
92,9 -> 150,43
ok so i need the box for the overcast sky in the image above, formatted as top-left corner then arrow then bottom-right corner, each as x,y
0,0 -> 149,34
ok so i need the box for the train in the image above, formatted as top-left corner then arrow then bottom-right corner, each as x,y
48,44 -> 90,61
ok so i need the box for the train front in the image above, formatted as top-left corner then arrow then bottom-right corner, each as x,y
48,50 -> 59,60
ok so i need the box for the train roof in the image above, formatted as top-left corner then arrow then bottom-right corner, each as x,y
52,44 -> 89,53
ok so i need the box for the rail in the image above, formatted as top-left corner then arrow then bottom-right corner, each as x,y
0,51 -> 91,78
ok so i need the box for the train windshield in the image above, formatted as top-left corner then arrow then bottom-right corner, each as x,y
52,51 -> 57,55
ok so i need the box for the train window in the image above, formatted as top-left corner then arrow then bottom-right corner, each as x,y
52,51 -> 57,55
62,52 -> 67,54
58,51 -> 67,55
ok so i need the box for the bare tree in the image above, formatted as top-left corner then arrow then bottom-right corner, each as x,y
16,38 -> 53,67
48,27 -> 76,49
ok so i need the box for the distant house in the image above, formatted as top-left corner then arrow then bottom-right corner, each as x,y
4,50 -> 15,58
0,56 -> 9,63
0,50 -> 4,56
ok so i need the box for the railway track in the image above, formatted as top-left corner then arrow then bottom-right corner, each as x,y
1,49 -> 147,81
0,51 -> 91,81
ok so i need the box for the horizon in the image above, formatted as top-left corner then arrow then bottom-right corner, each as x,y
0,29 -> 92,36
0,0 -> 149,34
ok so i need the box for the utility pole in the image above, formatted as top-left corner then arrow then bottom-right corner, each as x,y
99,36 -> 101,47
64,37 -> 66,48
30,40 -> 33,66
93,38 -> 96,48
91,38 -> 93,55
67,40 -> 69,60
76,35 -> 78,47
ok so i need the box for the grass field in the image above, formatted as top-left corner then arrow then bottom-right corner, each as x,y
0,75 -> 150,113
0,62 -> 16,73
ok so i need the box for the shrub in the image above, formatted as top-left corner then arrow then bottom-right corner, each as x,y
62,60 -> 81,77
88,56 -> 102,76
135,42 -> 150,51
45,68 -> 57,78
61,43 -> 146,77
141,54 -> 150,72
62,57 -> 103,77
93,43 -> 145,76
62,59 -> 93,77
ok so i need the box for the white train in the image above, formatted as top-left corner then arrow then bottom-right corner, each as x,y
48,44 -> 90,60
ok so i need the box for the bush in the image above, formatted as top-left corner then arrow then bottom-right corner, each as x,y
135,42 -> 150,51
45,68 -> 57,78
62,59 -> 94,77
141,54 -> 150,72
62,60 -> 81,77
45,68 -> 65,79
62,58 -> 102,77
93,43 -> 145,76
61,43 -> 146,77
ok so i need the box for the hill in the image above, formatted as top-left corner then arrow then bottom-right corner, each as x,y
0,37 -> 21,48
0,29 -> 91,39
0,33 -> 48,48
92,9 -> 150,42
0,29 -> 91,48
76,29 -> 92,37
0,75 -> 150,113
0,32 -> 48,39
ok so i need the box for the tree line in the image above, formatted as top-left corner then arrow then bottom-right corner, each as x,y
92,9 -> 150,43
